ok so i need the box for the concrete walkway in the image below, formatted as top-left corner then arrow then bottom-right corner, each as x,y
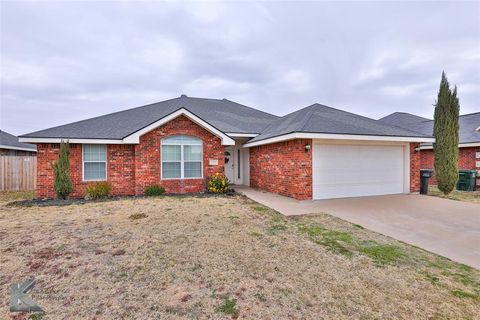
234,186 -> 480,269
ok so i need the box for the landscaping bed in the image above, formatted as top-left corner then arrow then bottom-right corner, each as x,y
0,192 -> 478,319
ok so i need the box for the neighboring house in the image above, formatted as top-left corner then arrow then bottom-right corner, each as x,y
19,95 -> 433,200
379,112 -> 480,186
0,130 -> 37,156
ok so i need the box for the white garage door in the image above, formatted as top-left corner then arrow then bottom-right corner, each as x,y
313,143 -> 407,200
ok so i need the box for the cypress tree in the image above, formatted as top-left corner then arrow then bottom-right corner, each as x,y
51,140 -> 73,199
433,72 -> 460,194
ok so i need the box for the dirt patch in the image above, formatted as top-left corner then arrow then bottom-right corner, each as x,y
0,193 -> 478,319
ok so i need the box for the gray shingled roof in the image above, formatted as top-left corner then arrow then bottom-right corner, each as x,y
21,96 -> 435,143
379,112 -> 480,144
379,112 -> 431,127
248,104 -> 432,143
21,95 -> 279,139
0,130 -> 37,151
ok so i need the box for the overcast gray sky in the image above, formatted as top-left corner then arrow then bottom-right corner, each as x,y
1,0 -> 479,136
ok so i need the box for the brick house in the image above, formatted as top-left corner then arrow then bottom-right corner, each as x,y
380,112 -> 480,187
0,130 -> 37,156
20,95 -> 433,200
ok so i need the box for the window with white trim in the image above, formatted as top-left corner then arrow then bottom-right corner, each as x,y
161,135 -> 203,179
83,144 -> 107,181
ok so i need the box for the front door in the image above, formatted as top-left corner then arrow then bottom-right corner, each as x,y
224,146 -> 242,184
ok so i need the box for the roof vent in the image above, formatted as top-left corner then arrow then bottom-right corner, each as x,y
180,94 -> 187,98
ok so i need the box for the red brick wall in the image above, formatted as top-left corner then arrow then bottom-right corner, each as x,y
35,116 -> 225,198
36,143 -> 61,199
249,139 -> 312,200
250,141 -> 421,199
36,144 -> 136,198
421,147 -> 480,186
134,115 -> 224,194
410,143 -> 421,193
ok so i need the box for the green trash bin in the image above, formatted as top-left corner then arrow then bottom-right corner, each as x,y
456,170 -> 477,191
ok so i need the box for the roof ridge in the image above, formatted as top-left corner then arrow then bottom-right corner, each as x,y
299,105 -> 319,131
221,98 -> 279,118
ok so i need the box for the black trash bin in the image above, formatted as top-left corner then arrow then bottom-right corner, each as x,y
420,169 -> 434,195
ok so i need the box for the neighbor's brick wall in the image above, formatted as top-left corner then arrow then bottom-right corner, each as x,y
421,147 -> 480,186
250,139 -> 312,200
134,115 -> 224,194
35,116 -> 225,198
410,143 -> 421,193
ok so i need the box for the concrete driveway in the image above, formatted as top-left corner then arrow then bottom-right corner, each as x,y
235,186 -> 480,269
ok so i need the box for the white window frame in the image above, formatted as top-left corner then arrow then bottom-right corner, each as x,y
161,136 -> 203,180
82,144 -> 107,181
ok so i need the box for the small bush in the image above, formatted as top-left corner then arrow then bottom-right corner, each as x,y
208,173 -> 229,193
144,184 -> 165,196
86,181 -> 111,199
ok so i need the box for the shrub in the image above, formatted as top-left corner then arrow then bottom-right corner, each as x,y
144,184 -> 165,196
433,71 -> 460,194
86,181 -> 112,199
207,173 -> 229,193
50,140 -> 73,199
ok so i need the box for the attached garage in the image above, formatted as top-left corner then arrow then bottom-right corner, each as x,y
312,142 -> 410,200
243,103 -> 435,200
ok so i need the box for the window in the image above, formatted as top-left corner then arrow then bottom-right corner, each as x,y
161,135 -> 202,179
83,144 -> 107,181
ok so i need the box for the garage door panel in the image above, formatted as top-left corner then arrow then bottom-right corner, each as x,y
313,143 -> 405,199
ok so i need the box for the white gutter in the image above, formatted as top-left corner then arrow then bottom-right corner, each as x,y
226,133 -> 258,138
19,137 -> 124,144
0,144 -> 37,152
420,142 -> 480,150
243,132 -> 436,148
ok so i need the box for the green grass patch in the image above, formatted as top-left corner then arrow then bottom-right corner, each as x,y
424,272 -> 440,285
254,206 -> 268,212
298,224 -> 353,256
29,313 -> 45,320
216,297 -> 238,316
268,224 -> 288,234
359,242 -> 404,265
451,289 -> 479,300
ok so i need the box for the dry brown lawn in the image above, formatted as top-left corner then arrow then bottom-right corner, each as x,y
0,192 -> 479,319
428,185 -> 480,204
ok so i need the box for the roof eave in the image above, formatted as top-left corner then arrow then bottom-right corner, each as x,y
243,132 -> 435,148
420,142 -> 480,150
19,108 -> 236,146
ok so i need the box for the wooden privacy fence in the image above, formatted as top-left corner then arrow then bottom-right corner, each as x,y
0,156 -> 37,191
